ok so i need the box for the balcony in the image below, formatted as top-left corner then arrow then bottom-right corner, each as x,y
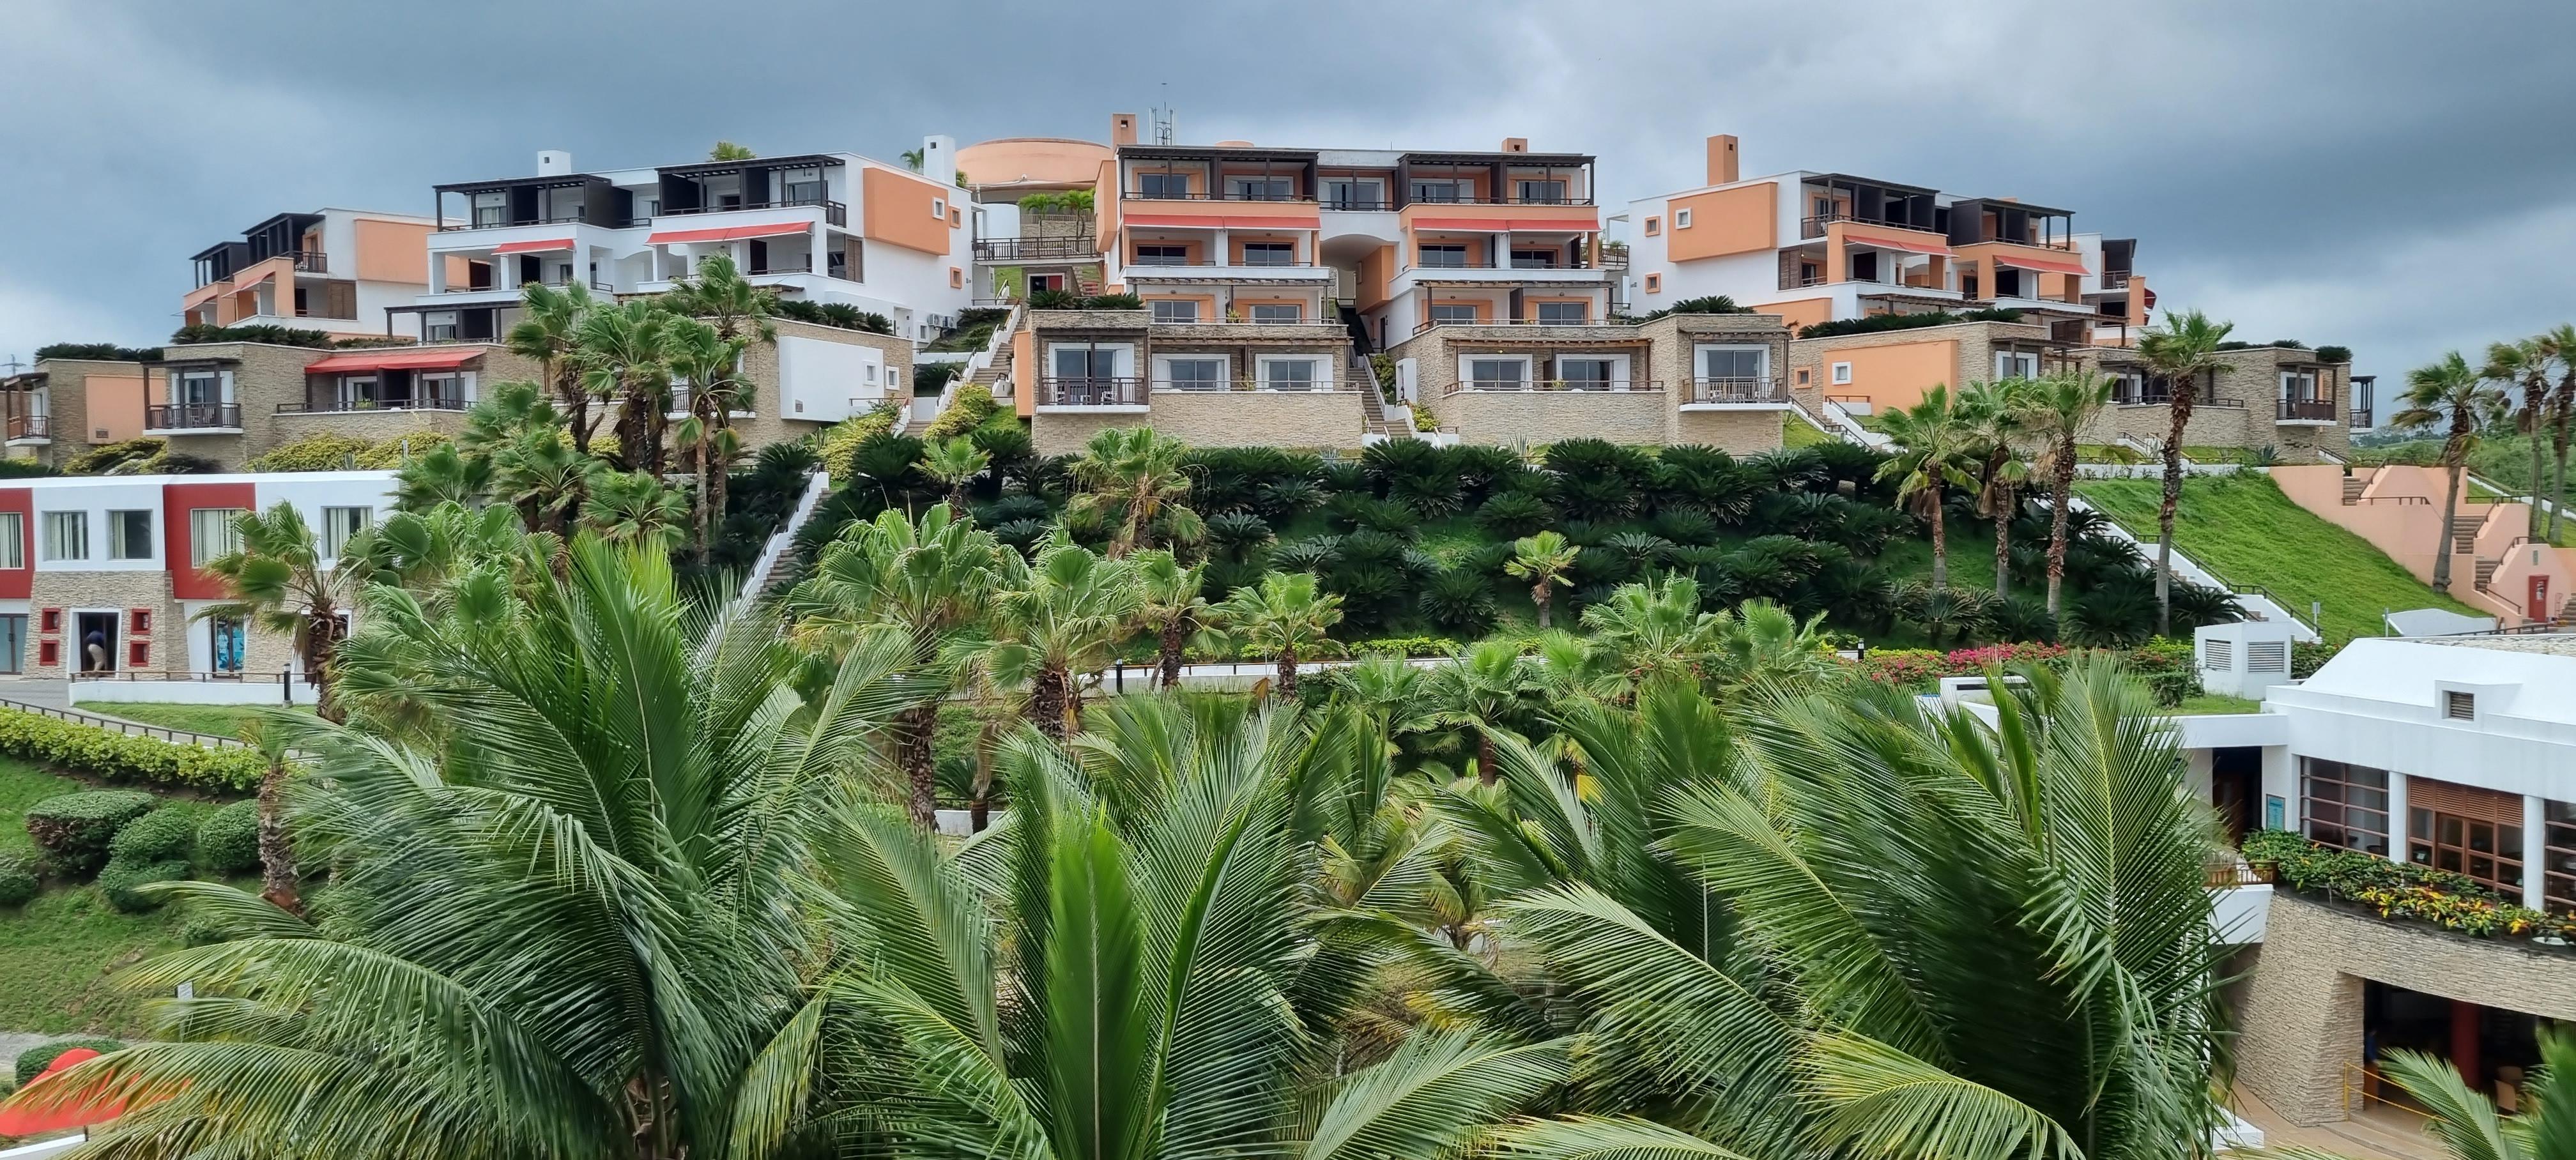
1402,193 -> 1595,207
976,236 -> 1097,261
145,402 -> 242,432
1685,378 -> 1791,405
748,254 -> 814,276
1037,378 -> 1147,407
439,211 -> 634,233
2278,398 -> 2338,423
278,393 -> 468,415
1411,316 -> 1609,335
6,415 -> 49,443
2101,270 -> 2133,289
1151,378 -> 1343,393
1799,209 -> 1942,240
2350,407 -> 2373,429
1448,378 -> 1662,394
655,195 -> 847,228
1121,188 -> 1314,202
438,276 -> 613,296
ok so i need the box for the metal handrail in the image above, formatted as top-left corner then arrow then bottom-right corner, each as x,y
440,211 -> 631,232
145,402 -> 241,430
975,236 -> 1096,261
277,396 -> 469,414
749,256 -> 814,275
1123,190 -> 1314,202
1126,257 -> 1319,268
1800,211 -> 1942,238
1037,377 -> 1147,406
1688,378 -> 1789,404
1447,379 -> 1664,394
1411,316 -> 1604,335
654,196 -> 847,227
2348,495 -> 2432,506
1151,378 -> 1352,393
284,250 -> 327,273
0,693 -> 270,749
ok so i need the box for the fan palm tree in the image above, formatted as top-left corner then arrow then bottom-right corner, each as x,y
1503,530 -> 1579,629
2542,324 -> 2575,544
581,469 -> 689,549
790,502 -> 1022,828
505,280 -> 597,453
1130,549 -> 1212,687
1216,569 -> 1344,702
1575,573 -> 1724,700
1705,598 -> 1839,694
2137,309 -> 2235,634
198,503 -> 370,724
1874,385 -> 1977,592
663,317 -> 751,560
989,540 -> 1141,738
8,539 -> 928,1160
2012,369 -> 2117,621
391,441 -> 493,512
2394,351 -> 2510,595
921,435 -> 992,511
495,423 -> 599,538
2487,339 -> 2554,538
1067,426 -> 1205,558
1425,639 -> 1539,783
663,256 -> 775,547
1958,378 -> 2034,595
576,297 -> 675,472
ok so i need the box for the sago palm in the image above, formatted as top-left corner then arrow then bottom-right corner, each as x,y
2013,370 -> 2117,621
2137,309 -> 2235,634
1067,426 -> 1205,558
1503,530 -> 1579,629
2393,351 -> 2510,594
1216,569 -> 1345,702
1874,385 -> 1978,592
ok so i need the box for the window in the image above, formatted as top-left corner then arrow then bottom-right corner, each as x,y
2281,369 -> 2319,402
337,374 -> 381,409
1260,358 -> 1320,390
176,369 -> 226,405
1557,358 -> 1616,389
2299,758 -> 2390,857
930,197 -> 946,218
1160,357 -> 1226,390
1510,249 -> 1561,270
1700,347 -> 1768,383
2545,800 -> 2576,913
1643,216 -> 1662,236
1429,303 -> 1480,325
95,510 -> 146,561
1240,242 -> 1296,266
1534,301 -> 1588,324
424,310 -> 460,342
319,507 -> 372,558
1466,358 -> 1526,389
1796,368 -> 1811,385
470,191 -> 508,227
1418,244 -> 1469,268
207,614 -> 245,675
1410,179 -> 1464,203
1515,179 -> 1566,204
1151,300 -> 1200,323
2444,691 -> 2476,721
1248,303 -> 1301,324
1830,362 -> 1853,385
1230,179 -> 1293,201
190,508 -> 246,567
1136,172 -> 1190,199
418,372 -> 466,409
0,614 -> 20,674
1642,273 -> 1661,294
1052,346 -> 1122,382
0,512 -> 19,569
781,167 -> 825,204
1134,244 -> 1192,266
1995,349 -> 2041,379
1322,178 -> 1384,210
2407,779 -> 2525,895
38,512 -> 84,562
1675,208 -> 1693,229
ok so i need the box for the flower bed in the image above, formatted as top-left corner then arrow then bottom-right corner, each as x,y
2242,828 -> 2576,944
0,708 -> 266,794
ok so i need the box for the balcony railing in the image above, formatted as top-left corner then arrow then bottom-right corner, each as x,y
146,402 -> 241,431
1321,196 -> 1395,211
1412,316 -> 1602,335
440,277 -> 612,294
2278,398 -> 2338,422
2101,271 -> 2133,289
1449,379 -> 1662,393
1151,378 -> 1342,393
976,236 -> 1097,261
1799,210 -> 1942,240
1126,256 -> 1318,268
440,211 -> 635,232
1122,189 -> 1314,202
2350,408 -> 2373,428
749,255 -> 813,275
284,250 -> 327,273
278,395 -> 468,415
654,195 -> 847,227
1406,193 -> 1595,206
6,415 -> 49,440
1038,378 -> 1147,406
1688,378 -> 1789,404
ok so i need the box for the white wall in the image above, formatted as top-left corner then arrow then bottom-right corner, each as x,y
33,480 -> 167,573
779,335 -> 886,422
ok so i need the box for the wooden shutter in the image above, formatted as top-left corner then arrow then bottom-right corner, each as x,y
2410,777 -> 2523,825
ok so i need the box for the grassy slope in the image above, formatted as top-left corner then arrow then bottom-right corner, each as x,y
1782,413 -> 1834,449
80,702 -> 308,739
2073,472 -> 2478,642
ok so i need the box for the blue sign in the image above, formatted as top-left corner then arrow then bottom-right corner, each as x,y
2264,795 -> 2285,831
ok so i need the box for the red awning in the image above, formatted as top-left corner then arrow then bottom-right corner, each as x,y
0,1048 -> 134,1136
1992,252 -> 2090,275
645,220 -> 813,245
1409,215 -> 1600,233
1121,211 -> 1321,231
491,237 -> 574,255
1843,231 -> 1953,257
303,348 -> 483,374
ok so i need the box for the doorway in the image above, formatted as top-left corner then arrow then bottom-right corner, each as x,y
2212,747 -> 2262,843
2531,574 -> 2552,623
73,611 -> 115,673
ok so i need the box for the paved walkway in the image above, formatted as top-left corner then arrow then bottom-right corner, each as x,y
2227,1085 -> 2441,1160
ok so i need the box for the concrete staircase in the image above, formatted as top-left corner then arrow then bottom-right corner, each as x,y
2342,474 -> 2365,503
2451,515 -> 2483,555
1355,358 -> 1414,439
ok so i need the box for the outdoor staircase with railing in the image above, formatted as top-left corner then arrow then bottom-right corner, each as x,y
2451,515 -> 2483,555
2342,474 -> 2365,503
1355,356 -> 1414,439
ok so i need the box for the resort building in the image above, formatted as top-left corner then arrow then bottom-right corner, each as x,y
182,209 -> 442,339
958,134 -> 1114,301
1788,317 -> 2083,419
2272,464 -> 2572,625
2076,346 -> 2358,464
399,144 -> 973,344
1392,310 -> 1795,452
1625,135 -> 2147,347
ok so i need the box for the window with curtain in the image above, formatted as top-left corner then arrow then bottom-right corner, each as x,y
320,507 -> 373,558
0,513 -> 20,569
106,510 -> 152,560
191,508 -> 247,567
42,511 -> 86,561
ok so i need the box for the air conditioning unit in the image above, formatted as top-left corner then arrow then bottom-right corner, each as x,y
2193,620 -> 2299,700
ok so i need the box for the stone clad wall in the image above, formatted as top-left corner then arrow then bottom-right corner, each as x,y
27,572 -> 181,676
1147,390 -> 1361,452
1438,389 -> 1668,447
2235,889 -> 2576,1126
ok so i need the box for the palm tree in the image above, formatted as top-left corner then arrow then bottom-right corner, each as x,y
1425,639 -> 1538,783
662,255 -> 774,553
392,441 -> 493,512
662,317 -> 751,560
12,538 -> 926,1160
2394,351 -> 2510,595
1130,549 -> 1212,688
2367,1027 -> 2576,1160
2487,339 -> 2554,538
199,503 -> 368,724
709,140 -> 756,160
1503,530 -> 1579,629
581,469 -> 689,549
921,436 -> 992,512
575,298 -> 673,472
1575,574 -> 1722,699
495,424 -> 597,538
2013,369 -> 2117,621
2137,309 -> 2235,634
790,503 -> 1021,828
1706,598 -> 1839,694
1067,426 -> 1205,558
1874,385 -> 1977,591
989,540 -> 1140,738
2543,324 -> 2575,544
1216,570 -> 1344,701
505,281 -> 597,453
1958,378 -> 2033,595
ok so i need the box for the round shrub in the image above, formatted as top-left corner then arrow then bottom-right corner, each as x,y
14,1038 -> 124,1087
196,799 -> 261,874
245,431 -> 373,473
0,848 -> 37,907
24,790 -> 158,878
107,806 -> 195,863
98,857 -> 190,913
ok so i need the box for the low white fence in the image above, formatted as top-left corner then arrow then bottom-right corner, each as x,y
66,672 -> 311,708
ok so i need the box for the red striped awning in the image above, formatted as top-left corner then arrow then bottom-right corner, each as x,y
1843,231 -> 1952,257
645,220 -> 811,245
1993,252 -> 2090,275
491,237 -> 574,255
1409,215 -> 1599,233
1121,211 -> 1321,231
303,348 -> 483,374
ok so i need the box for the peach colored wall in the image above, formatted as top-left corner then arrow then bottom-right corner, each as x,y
1411,236 -> 1487,266
1141,294 -> 1217,321
1827,341 -> 1957,409
1012,327 -> 1036,416
1667,181 -> 1776,261
89,372 -> 146,441
1094,160 -> 1118,245
1522,296 -> 1591,323
353,219 -> 433,284
1126,199 -> 1237,220
1357,244 -> 1394,310
1397,201 -> 1592,231
1763,296 -> 1830,333
862,168 -> 953,254
2488,544 -> 2576,622
2273,464 -> 2522,613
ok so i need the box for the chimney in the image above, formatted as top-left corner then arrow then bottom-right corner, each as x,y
1111,113 -> 1138,146
920,135 -> 956,183
536,149 -> 573,176
1501,137 -> 1529,153
1705,135 -> 1738,186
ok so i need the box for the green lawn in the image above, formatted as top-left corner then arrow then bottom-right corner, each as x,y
80,702 -> 308,740
0,758 -> 85,855
2073,472 -> 2480,643
1782,413 -> 1834,449
2172,692 -> 2265,715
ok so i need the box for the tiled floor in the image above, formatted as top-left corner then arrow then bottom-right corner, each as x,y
2228,1086 -> 2445,1160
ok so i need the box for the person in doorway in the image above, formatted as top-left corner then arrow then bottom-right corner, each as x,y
82,629 -> 107,672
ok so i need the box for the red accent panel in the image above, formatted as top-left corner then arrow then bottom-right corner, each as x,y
38,608 -> 59,635
0,487 -> 27,598
164,482 -> 257,600
128,609 -> 151,636
1120,211 -> 1321,231
126,641 -> 148,669
302,348 -> 482,374
490,237 -> 575,255
1991,252 -> 2090,275
1843,231 -> 1954,257
643,220 -> 811,245
36,641 -> 56,667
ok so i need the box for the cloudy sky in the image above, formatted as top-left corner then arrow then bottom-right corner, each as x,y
5,0 -> 2571,379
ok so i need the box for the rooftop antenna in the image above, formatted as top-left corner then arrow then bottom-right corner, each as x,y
1151,84 -> 1176,145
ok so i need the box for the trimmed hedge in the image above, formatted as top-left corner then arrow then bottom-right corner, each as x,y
100,857 -> 190,913
0,848 -> 35,906
197,799 -> 261,874
25,791 -> 158,878
13,1039 -> 126,1086
108,807 -> 195,863
2243,828 -> 2576,943
0,707 -> 266,792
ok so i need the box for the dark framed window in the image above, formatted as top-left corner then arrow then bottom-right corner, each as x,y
1135,172 -> 1189,199
2546,800 -> 2576,913
1240,243 -> 1296,266
2300,758 -> 2390,857
1134,245 -> 1191,266
1534,301 -> 1588,324
1418,245 -> 1469,268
